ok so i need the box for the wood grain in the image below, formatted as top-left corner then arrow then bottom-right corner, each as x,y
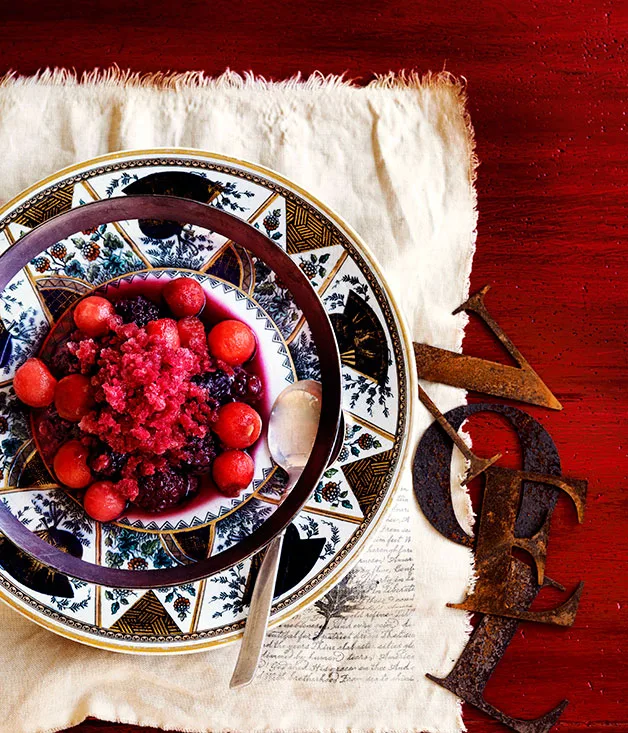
0,0 -> 626,730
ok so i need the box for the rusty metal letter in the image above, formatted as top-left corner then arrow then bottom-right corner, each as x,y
413,403 -> 582,731
414,286 -> 562,410
449,465 -> 586,626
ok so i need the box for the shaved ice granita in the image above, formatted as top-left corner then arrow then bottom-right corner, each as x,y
14,276 -> 266,523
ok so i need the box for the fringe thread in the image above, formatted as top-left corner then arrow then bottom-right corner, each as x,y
0,66 -> 478,186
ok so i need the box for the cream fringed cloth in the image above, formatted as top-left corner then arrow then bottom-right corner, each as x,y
0,70 -> 476,733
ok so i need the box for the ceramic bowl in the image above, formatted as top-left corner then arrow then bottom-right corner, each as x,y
0,196 -> 343,588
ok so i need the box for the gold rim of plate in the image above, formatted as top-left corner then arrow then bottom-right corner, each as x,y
0,149 -> 418,654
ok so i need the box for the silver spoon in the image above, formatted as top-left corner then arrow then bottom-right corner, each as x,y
230,379 -> 323,689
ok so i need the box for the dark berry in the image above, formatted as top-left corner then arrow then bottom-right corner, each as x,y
263,210 -> 280,231
232,368 -> 263,404
49,341 -> 80,377
133,470 -> 199,513
299,260 -> 318,279
321,481 -> 341,503
173,596 -> 190,614
193,369 -> 234,405
88,445 -> 127,479
33,257 -> 50,273
178,434 -> 217,474
82,242 -> 101,261
50,243 -> 67,259
128,557 -> 148,571
356,433 -> 374,450
115,295 -> 161,327
36,407 -> 80,461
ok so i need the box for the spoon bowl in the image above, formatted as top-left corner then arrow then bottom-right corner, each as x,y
268,379 -> 322,478
231,379 -> 332,689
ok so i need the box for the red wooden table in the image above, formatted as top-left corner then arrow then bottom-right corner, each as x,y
1,1 -> 626,731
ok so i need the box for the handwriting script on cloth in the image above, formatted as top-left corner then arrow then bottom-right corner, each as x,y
413,288 -> 588,733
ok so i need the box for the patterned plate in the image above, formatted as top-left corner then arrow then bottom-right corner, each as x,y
0,150 -> 416,653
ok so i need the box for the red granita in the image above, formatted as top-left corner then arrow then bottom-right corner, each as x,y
79,320 -> 216,458
23,279 -> 266,517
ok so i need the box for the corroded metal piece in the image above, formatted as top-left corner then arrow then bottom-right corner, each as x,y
414,286 -> 562,410
428,562 -> 568,733
413,403 -> 585,732
449,465 -> 586,626
418,385 -> 501,484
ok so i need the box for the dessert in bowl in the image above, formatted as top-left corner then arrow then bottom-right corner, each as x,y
15,269 -> 294,532
0,195 -> 342,588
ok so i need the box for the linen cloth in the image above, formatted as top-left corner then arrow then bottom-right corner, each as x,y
0,70 -> 477,733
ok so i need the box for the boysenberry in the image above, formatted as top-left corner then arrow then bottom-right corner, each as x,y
179,434 -> 217,475
134,470 -> 198,513
357,433 -> 374,450
49,341 -> 80,377
299,260 -> 318,279
82,242 -> 101,261
88,444 -> 127,479
321,481 -> 341,504
263,210 -> 280,231
193,369 -> 234,405
50,243 -> 67,259
114,295 -> 161,327
128,557 -> 149,571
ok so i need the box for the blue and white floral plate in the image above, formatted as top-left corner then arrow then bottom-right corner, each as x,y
0,150 -> 416,653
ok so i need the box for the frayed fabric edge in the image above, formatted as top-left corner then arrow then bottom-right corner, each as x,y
0,65 -> 479,193
0,64 -> 479,733
1,64 -> 460,92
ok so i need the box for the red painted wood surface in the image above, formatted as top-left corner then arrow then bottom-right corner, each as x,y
1,1 -> 626,731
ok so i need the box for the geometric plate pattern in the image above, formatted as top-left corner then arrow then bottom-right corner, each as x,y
110,591 -> 181,636
0,150 -> 414,654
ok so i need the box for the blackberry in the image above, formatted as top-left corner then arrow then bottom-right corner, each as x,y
115,295 -> 161,327
263,210 -> 280,231
134,470 -> 198,513
173,596 -> 190,615
128,557 -> 148,571
193,369 -> 234,405
50,243 -> 67,259
356,433 -> 375,450
232,368 -> 263,404
0,417 -> 8,433
299,260 -> 317,280
179,434 -> 217,475
32,257 -> 50,273
49,341 -> 80,377
321,481 -> 341,504
36,407 -> 79,460
88,445 -> 127,479
82,242 -> 101,261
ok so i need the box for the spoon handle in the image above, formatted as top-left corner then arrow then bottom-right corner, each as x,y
230,531 -> 285,688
